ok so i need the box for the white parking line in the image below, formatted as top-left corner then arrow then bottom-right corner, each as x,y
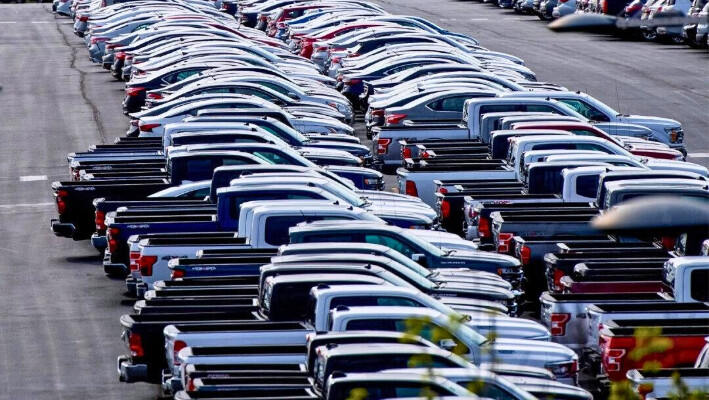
688,152 -> 709,158
470,18 -> 490,20
0,202 -> 54,210
31,21 -> 50,24
440,18 -> 449,21
0,21 -> 18,24
20,175 -> 49,182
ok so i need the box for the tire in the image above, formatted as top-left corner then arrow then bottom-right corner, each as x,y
670,36 -> 685,44
642,30 -> 657,40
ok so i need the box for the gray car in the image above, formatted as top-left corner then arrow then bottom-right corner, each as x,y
382,89 -> 499,127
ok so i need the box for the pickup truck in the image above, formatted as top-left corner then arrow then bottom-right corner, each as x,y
288,222 -> 524,288
497,91 -> 686,153
121,272 -> 389,384
540,257 -> 708,353
327,306 -> 579,384
52,150 -> 270,240
104,200 -> 383,274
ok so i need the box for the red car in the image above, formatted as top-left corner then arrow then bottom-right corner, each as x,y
511,121 -> 685,160
296,22 -> 391,58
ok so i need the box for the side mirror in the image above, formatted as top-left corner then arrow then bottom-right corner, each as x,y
439,339 -> 457,351
411,253 -> 427,267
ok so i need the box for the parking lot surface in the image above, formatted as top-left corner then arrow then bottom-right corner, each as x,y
0,2 -> 706,399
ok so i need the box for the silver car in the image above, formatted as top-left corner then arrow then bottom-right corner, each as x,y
382,89 -> 499,127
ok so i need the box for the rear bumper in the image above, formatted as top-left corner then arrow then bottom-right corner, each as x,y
125,277 -> 138,297
91,233 -> 107,252
162,369 -> 183,395
117,355 -> 148,383
51,219 -> 75,238
136,281 -> 148,298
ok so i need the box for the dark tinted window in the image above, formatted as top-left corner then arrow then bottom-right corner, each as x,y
557,99 -> 610,122
265,216 -> 353,246
364,234 -> 416,257
527,166 -> 565,194
575,174 -> 600,198
300,232 -> 361,243
330,296 -> 422,309
184,159 -> 213,181
690,269 -> 708,302
229,191 -> 324,220
178,187 -> 211,199
346,319 -> 397,330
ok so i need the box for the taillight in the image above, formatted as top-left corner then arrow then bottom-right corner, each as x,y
171,268 -> 185,280
173,340 -> 187,366
377,138 -> 391,155
602,0 -> 608,13
138,255 -> 158,277
604,348 -> 626,372
661,236 -> 675,251
125,87 -> 145,97
108,227 -> 120,254
344,78 -> 362,85
478,217 -> 491,238
128,332 -> 144,357
95,210 -> 106,231
186,377 -> 196,391
79,15 -> 88,22
402,147 -> 412,159
55,190 -> 68,215
385,113 -> 408,125
139,123 -> 160,133
497,233 -> 514,253
146,92 -> 163,100
115,51 -> 126,60
519,245 -> 531,265
439,187 -> 448,194
553,269 -> 565,292
371,108 -> 385,117
129,251 -> 140,272
421,150 -> 432,159
549,313 -> 570,336
545,359 -> 578,377
405,180 -> 418,197
90,37 -> 108,45
441,199 -> 451,220
330,56 -> 341,64
638,383 -> 654,400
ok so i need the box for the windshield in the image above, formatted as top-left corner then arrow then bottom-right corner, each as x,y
383,248 -> 438,277
320,179 -> 367,207
401,230 -> 446,257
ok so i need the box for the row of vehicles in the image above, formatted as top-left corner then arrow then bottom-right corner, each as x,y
50,0 -> 708,399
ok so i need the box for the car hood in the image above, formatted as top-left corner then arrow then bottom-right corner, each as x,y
364,202 -> 438,220
429,270 -> 512,290
464,315 -> 550,341
302,140 -> 370,156
432,282 -> 514,301
616,115 -> 681,129
357,190 -> 424,202
483,338 -> 577,366
645,159 -> 709,175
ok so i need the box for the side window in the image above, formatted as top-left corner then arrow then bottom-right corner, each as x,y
532,143 -> 576,151
264,216 -> 314,246
426,99 -> 443,111
558,99 -> 610,122
575,175 -> 600,199
345,319 -> 397,330
439,96 -> 469,112
575,143 -> 614,153
220,157 -> 249,167
690,269 -> 709,302
179,187 -> 211,199
393,319 -> 470,354
184,159 -> 213,180
364,234 -> 416,257
131,23 -> 151,32
175,70 -> 201,81
252,151 -> 289,164
207,88 -> 231,94
570,129 -> 595,136
525,105 -> 559,113
301,233 -> 359,243
260,82 -> 289,95
377,296 -> 422,307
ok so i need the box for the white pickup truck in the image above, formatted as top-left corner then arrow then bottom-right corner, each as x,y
131,200 -> 384,292
328,305 -> 579,384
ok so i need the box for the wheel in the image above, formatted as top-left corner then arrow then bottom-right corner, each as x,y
642,30 -> 657,40
670,35 -> 685,44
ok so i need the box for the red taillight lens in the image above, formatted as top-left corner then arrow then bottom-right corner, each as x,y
385,113 -> 408,125
344,78 -> 362,85
108,227 -> 120,253
497,232 -> 514,253
441,199 -> 451,220
377,138 -> 391,155
171,268 -> 185,280
402,147 -> 412,159
146,92 -> 163,100
553,269 -> 565,292
128,332 -> 144,358
405,180 -> 418,197
661,236 -> 676,251
439,187 -> 448,194
478,217 -> 491,238
125,87 -> 145,97
90,37 -> 108,45
79,15 -> 88,22
330,56 -> 341,64
55,190 -> 68,215
173,340 -> 187,366
95,210 -> 106,231
371,108 -> 385,117
519,245 -> 531,265
138,255 -> 158,277
421,150 -> 432,159
129,251 -> 141,272
186,377 -> 196,391
604,348 -> 626,372
139,123 -> 160,133
549,313 -> 570,336
115,51 -> 126,60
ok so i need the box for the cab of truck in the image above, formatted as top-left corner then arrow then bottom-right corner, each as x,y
661,257 -> 709,303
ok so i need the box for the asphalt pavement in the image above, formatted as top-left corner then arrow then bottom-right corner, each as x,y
0,2 -> 706,399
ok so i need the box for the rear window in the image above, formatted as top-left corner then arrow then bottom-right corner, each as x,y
690,269 -> 708,302
265,216 -> 354,246
575,175 -> 600,199
230,192 -> 323,221
527,166 -> 565,194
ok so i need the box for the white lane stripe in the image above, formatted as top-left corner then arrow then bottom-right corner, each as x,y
20,175 -> 49,182
470,18 -> 490,20
0,202 -> 54,209
688,152 -> 709,158
440,18 -> 449,21
31,21 -> 50,24
0,21 -> 18,24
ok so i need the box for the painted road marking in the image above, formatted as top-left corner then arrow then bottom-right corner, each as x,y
31,21 -> 50,24
20,175 -> 49,182
0,21 -> 18,24
470,18 -> 490,20
0,202 -> 54,210
688,152 -> 709,158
